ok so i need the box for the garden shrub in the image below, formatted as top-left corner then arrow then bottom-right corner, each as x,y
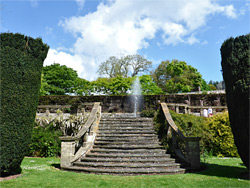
28,126 -> 62,157
0,33 -> 49,176
169,111 -> 212,155
206,112 -> 238,157
28,112 -> 89,157
140,109 -> 156,117
221,34 -> 250,168
154,109 -> 238,157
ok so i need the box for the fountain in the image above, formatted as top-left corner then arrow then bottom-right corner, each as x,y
131,77 -> 142,117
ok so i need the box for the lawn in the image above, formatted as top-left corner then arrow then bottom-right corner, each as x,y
0,157 -> 249,188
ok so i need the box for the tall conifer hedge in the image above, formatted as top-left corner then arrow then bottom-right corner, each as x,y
0,33 -> 49,176
221,34 -> 250,169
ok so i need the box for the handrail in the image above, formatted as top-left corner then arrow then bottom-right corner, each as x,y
59,102 -> 101,168
160,103 -> 201,169
60,102 -> 101,141
160,103 -> 186,139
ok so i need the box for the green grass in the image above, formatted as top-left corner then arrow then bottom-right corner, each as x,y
1,157 -> 249,188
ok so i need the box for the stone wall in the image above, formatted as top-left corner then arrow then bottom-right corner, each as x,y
39,93 -> 226,113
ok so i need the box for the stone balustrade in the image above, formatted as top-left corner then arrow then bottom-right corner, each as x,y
59,102 -> 101,168
160,103 -> 201,169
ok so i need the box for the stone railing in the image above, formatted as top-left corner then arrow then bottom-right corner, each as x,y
167,103 -> 227,116
37,102 -> 96,115
160,103 -> 201,169
59,102 -> 101,168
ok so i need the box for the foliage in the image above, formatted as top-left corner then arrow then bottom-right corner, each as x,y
72,78 -> 92,96
0,33 -> 49,176
169,110 -> 212,155
90,75 -> 162,96
140,109 -> 156,117
139,75 -> 163,95
154,109 -> 238,157
98,54 -> 152,78
40,73 -> 49,96
28,126 -> 62,157
151,60 -> 208,93
221,34 -> 250,169
42,63 -> 79,95
28,113 -> 89,157
91,76 -> 132,95
206,112 -> 238,157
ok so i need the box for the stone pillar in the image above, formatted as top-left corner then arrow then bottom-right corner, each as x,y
185,137 -> 201,169
60,141 -> 75,168
176,106 -> 179,113
45,108 -> 50,116
184,107 -> 187,114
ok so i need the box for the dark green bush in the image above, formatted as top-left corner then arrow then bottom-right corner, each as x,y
221,34 -> 250,168
169,111 -> 212,155
28,125 -> 62,157
140,109 -> 156,117
0,33 -> 49,176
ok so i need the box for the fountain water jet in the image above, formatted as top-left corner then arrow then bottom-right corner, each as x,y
131,77 -> 142,117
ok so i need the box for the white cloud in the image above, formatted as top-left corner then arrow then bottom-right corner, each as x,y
45,0 -> 238,80
75,0 -> 85,10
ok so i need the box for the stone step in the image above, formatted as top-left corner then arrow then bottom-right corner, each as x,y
97,134 -> 157,137
90,148 -> 167,154
66,166 -> 186,175
100,118 -> 153,122
93,145 -> 163,149
94,141 -> 161,145
99,125 -> 153,129
98,127 -> 154,131
95,137 -> 159,142
81,157 -> 175,163
98,130 -> 155,134
86,153 -> 171,158
74,161 -> 179,168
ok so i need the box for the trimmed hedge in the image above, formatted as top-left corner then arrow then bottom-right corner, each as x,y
221,34 -> 250,169
0,33 -> 49,176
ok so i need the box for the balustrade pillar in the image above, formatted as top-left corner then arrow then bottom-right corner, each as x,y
60,140 -> 75,168
185,137 -> 201,169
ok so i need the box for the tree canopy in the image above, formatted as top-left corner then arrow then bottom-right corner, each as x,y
42,63 -> 79,95
98,54 -> 152,78
152,60 -> 208,93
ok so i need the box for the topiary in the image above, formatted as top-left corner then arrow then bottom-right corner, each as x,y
0,33 -> 49,176
221,34 -> 250,169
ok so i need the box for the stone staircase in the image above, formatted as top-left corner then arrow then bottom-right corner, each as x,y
68,114 -> 186,175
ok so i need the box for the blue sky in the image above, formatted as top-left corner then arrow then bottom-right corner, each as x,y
1,0 -> 249,82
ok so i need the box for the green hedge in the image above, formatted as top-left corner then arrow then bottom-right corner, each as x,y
221,34 -> 250,168
0,33 -> 49,176
154,110 -> 238,157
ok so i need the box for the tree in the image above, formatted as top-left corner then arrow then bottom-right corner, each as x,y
221,34 -> 250,169
91,76 -> 132,95
72,78 -> 92,96
152,60 -> 208,93
98,54 -> 152,78
139,75 -> 163,95
42,64 -> 79,95
0,33 -> 49,176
